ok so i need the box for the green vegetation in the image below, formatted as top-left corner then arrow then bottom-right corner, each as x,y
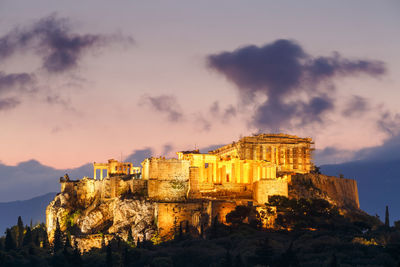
2,199 -> 400,266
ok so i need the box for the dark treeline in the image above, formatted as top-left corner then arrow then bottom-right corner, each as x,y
2,198 -> 400,266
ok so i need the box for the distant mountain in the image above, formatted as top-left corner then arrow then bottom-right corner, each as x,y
0,160 -> 91,202
321,159 -> 400,223
0,192 -> 56,235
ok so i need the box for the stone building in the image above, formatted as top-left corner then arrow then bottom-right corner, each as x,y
50,133 -> 359,247
93,159 -> 141,180
209,133 -> 314,174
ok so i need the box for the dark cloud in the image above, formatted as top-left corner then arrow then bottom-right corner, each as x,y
207,39 -> 386,131
209,101 -> 237,122
0,14 -> 133,73
0,97 -> 20,111
0,72 -> 35,94
0,72 -> 36,111
314,146 -> 355,165
377,111 -> 400,137
162,144 -> 174,156
124,148 -> 153,166
353,133 -> 400,163
342,95 -> 369,117
141,94 -> 183,122
200,144 -> 226,154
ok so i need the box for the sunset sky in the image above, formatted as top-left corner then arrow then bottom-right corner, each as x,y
1,0 -> 399,169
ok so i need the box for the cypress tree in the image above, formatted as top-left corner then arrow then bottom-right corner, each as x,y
34,233 -> 40,247
17,216 -> 24,247
22,226 -> 32,247
385,205 -> 390,228
72,245 -> 82,266
43,230 -> 50,249
122,246 -> 129,267
106,243 -> 113,267
65,232 -> 72,248
127,227 -> 134,245
328,254 -> 338,267
101,233 -> 106,251
53,218 -> 64,253
225,249 -> 232,267
5,228 -> 16,251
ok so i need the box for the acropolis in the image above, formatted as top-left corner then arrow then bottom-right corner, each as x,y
46,133 -> 359,251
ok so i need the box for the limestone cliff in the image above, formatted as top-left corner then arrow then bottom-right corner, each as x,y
46,192 -> 156,251
289,173 -> 359,210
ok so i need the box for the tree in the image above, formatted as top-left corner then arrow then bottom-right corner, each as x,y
311,165 -> 321,174
72,242 -> 83,266
328,254 -> 338,267
17,216 -> 24,247
385,205 -> 390,228
122,246 -> 129,267
43,230 -> 50,249
101,233 -> 106,251
53,218 -> 64,253
276,242 -> 299,267
65,232 -> 72,248
106,243 -> 113,267
22,226 -> 32,247
127,227 -> 134,246
5,228 -> 16,251
252,237 -> 273,266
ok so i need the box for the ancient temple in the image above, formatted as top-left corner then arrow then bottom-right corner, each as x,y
209,133 -> 313,174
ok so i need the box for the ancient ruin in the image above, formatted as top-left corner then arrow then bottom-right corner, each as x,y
46,133 -> 360,251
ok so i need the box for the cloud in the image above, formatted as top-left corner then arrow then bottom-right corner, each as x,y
0,14 -> 134,73
314,146 -> 356,165
0,14 -> 133,112
377,111 -> 400,137
0,72 -> 36,111
352,133 -> 400,163
342,95 -> 370,117
209,101 -> 237,122
0,97 -> 20,111
141,94 -> 183,122
124,147 -> 153,166
207,39 -> 386,131
0,72 -> 35,93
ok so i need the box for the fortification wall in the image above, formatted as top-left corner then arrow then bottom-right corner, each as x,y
131,179 -> 147,196
146,158 -> 190,201
155,202 -> 208,238
188,167 -> 201,198
148,179 -> 189,201
210,201 -> 237,224
290,173 -> 359,209
252,179 -> 288,204
145,158 -> 190,180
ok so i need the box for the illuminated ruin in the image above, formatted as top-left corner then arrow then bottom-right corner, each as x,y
47,133 -> 359,250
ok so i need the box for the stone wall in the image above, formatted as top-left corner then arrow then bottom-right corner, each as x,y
144,158 -> 190,180
131,179 -> 147,196
210,201 -> 237,224
252,179 -> 288,204
290,173 -> 359,209
72,234 -> 113,253
146,158 -> 190,201
188,167 -> 201,198
148,179 -> 189,201
155,202 -> 209,238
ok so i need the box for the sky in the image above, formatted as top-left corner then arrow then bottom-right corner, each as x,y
0,0 -> 400,169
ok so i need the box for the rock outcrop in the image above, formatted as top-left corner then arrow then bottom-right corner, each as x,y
46,192 -> 156,250
289,173 -> 359,209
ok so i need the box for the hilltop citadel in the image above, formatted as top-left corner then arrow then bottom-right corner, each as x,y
46,133 -> 360,251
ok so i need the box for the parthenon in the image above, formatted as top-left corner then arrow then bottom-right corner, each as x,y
52,133 -> 360,247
